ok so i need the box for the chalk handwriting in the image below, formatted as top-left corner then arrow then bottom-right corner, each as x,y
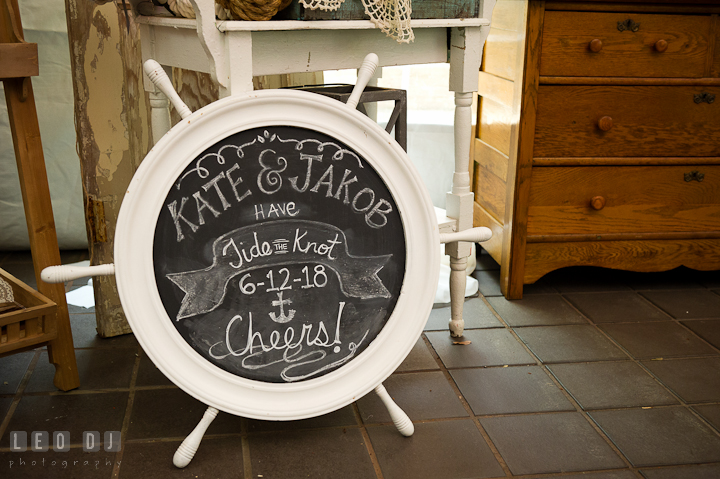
167,130 -> 393,242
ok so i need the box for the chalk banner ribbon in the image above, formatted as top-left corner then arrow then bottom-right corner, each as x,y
167,220 -> 392,320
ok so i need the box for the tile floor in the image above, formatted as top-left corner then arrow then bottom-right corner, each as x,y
0,248 -> 719,478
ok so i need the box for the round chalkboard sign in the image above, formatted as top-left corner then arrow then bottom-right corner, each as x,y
115,89 -> 439,419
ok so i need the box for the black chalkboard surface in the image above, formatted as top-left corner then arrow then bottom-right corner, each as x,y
153,126 -> 406,383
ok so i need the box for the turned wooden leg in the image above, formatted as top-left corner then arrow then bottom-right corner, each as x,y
374,383 -> 414,437
449,256 -> 468,337
173,406 -> 218,468
445,91 -> 475,338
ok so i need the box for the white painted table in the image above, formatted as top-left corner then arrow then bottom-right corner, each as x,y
136,0 -> 495,337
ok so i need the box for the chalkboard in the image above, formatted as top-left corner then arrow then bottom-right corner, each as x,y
115,90 -> 438,419
153,125 -> 406,383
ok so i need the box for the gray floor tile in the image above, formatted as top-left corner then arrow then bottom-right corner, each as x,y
565,292 -> 669,323
0,448 -> 116,478
426,329 -> 535,368
473,270 -> 503,297
1,262 -> 37,288
250,427 -> 376,479
356,371 -> 467,423
126,388 -> 243,440
641,290 -> 720,319
590,407 -> 720,467
395,337 -> 439,372
600,322 -> 717,359
475,248 -> 500,271
693,404 -> 720,431
367,420 -> 505,479
25,350 -> 137,393
549,362 -> 678,410
515,325 -> 627,363
119,437 -> 243,478
542,472 -> 637,479
424,298 -> 502,331
640,464 -> 720,479
2,392 -> 128,443
0,352 -> 34,394
682,319 -> 720,349
643,357 -> 720,403
247,405 -> 357,433
487,295 -> 587,327
135,353 -> 174,387
0,397 -> 13,422
70,313 -> 138,349
451,366 -> 574,415
480,412 -> 626,475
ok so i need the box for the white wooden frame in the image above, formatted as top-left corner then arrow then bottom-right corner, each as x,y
114,89 -> 440,420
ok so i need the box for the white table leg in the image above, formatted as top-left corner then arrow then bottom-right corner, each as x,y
445,92 -> 475,337
374,383 -> 414,437
173,406 -> 219,468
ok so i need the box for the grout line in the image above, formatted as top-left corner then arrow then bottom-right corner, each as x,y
420,333 -> 513,477
0,350 -> 42,440
558,294 -> 720,440
352,403 -> 385,479
111,347 -> 142,478
478,296 -> 639,473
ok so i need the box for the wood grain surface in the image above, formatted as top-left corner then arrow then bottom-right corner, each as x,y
524,239 -> 720,283
534,85 -> 720,157
540,11 -> 711,78
527,165 -> 720,235
473,203 -> 504,263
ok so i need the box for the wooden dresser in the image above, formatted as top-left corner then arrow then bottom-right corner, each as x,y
473,0 -> 720,298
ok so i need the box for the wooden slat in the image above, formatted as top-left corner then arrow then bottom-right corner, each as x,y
524,239 -> 720,284
527,165 -> 720,236
483,27 -> 519,81
478,96 -> 513,156
534,85 -> 720,158
473,163 -> 506,223
5,322 -> 20,343
0,43 -> 38,79
540,11 -> 711,78
473,202 -> 504,264
478,71 -> 514,106
474,138 -> 509,182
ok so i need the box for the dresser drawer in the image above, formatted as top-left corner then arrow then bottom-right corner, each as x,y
540,11 -> 711,78
534,85 -> 720,158
527,165 -> 720,236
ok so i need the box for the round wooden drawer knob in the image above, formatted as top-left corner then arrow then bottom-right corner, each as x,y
654,39 -> 668,52
591,196 -> 606,210
589,39 -> 603,53
598,116 -> 613,131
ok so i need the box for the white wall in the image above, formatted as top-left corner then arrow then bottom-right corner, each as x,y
0,0 -> 87,250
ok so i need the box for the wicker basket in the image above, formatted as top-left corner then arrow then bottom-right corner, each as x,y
0,268 -> 57,356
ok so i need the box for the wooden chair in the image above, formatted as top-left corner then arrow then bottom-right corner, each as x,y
1,0 -> 79,390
